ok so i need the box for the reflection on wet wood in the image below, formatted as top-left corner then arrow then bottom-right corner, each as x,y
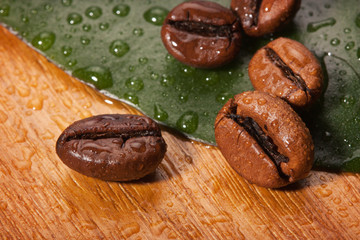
0,26 -> 359,239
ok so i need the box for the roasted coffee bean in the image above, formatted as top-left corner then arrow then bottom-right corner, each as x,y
56,114 -> 167,181
231,0 -> 301,37
248,37 -> 323,108
161,0 -> 242,68
215,91 -> 313,188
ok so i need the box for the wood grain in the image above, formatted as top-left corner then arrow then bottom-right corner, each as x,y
0,25 -> 359,239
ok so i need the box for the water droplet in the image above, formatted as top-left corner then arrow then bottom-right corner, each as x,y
178,93 -> 188,103
216,92 -> 232,104
109,40 -> 130,57
154,104 -> 168,121
66,59 -> 77,67
330,38 -> 340,46
67,12 -> 82,25
80,36 -> 90,45
128,65 -> 135,72
181,66 -> 195,75
341,95 -> 355,106
65,34 -> 72,39
356,13 -> 360,28
61,46 -> 72,56
125,77 -> 144,91
345,41 -> 355,51
85,6 -> 102,19
165,53 -> 174,62
150,72 -> 159,80
357,47 -> 360,60
124,92 -> 139,105
339,70 -> 347,76
176,111 -> 199,134
61,0 -> 72,6
0,4 -> 10,17
99,22 -> 109,30
113,4 -> 130,17
203,72 -> 219,85
82,24 -> 91,32
343,28 -> 351,34
143,6 -> 169,26
44,4 -> 53,12
21,15 -> 29,23
133,28 -> 144,36
72,66 -> 113,89
138,57 -> 148,64
30,9 -> 37,15
21,31 -> 29,37
31,32 -> 56,51
26,95 -> 44,110
160,74 -> 174,87
307,18 -> 336,32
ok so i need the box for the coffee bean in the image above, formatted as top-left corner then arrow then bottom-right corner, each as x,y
161,1 -> 242,68
56,114 -> 167,181
231,0 -> 301,37
248,37 -> 323,108
215,91 -> 314,188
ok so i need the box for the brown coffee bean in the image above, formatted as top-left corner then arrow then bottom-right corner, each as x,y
215,91 -> 313,188
248,37 -> 323,108
56,114 -> 167,181
161,0 -> 242,68
231,0 -> 301,37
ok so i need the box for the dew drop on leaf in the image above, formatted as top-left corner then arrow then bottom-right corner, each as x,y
345,41 -> 355,51
124,92 -> 139,105
143,6 -> 169,26
82,24 -> 91,32
72,66 -> 113,89
330,38 -> 340,46
61,0 -> 72,7
85,6 -> 102,19
67,13 -> 82,25
0,4 -> 10,17
31,31 -> 55,51
307,18 -> 336,32
113,4 -> 130,17
99,22 -> 109,30
61,46 -> 72,56
154,104 -> 168,121
109,39 -> 130,57
176,111 -> 199,134
80,36 -> 90,45
132,28 -> 144,36
125,77 -> 144,91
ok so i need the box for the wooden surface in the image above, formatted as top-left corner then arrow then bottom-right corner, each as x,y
0,25 -> 359,239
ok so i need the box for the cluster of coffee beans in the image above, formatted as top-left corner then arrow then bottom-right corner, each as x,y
55,1 -> 323,188
161,0 -> 301,68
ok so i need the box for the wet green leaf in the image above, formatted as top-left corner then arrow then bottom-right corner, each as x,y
1,0 -> 359,172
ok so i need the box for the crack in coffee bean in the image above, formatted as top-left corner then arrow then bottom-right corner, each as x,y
265,47 -> 312,99
228,113 -> 290,179
161,1 -> 242,68
215,91 -> 314,188
56,114 -> 167,181
168,20 -> 235,38
247,0 -> 263,27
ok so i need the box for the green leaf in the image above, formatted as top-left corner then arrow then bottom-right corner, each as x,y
1,0 -> 359,172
